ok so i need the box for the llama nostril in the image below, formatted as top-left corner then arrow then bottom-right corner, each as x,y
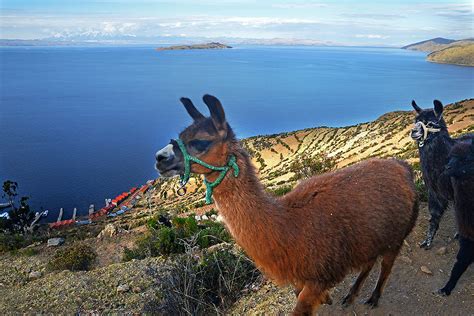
157,154 -> 172,162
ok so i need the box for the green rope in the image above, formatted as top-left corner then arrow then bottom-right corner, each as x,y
175,139 -> 239,204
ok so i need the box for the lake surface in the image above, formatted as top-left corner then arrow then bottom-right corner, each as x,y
0,45 -> 473,220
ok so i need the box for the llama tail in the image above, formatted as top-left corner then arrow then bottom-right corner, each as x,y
393,159 -> 415,182
393,159 -> 419,231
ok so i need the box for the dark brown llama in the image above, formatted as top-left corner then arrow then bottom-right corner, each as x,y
438,140 -> 474,296
411,100 -> 474,249
155,95 -> 419,315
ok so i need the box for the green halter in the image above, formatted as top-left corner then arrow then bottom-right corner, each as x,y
175,139 -> 239,204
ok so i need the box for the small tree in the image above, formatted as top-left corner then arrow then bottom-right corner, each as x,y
2,180 -> 17,207
289,152 -> 337,181
1,180 -> 34,234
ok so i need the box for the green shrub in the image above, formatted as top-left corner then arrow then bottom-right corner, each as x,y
289,152 -> 336,180
158,244 -> 260,315
48,243 -> 97,271
20,247 -> 39,257
0,233 -> 28,253
205,209 -> 218,217
268,184 -> 293,196
123,216 -> 232,261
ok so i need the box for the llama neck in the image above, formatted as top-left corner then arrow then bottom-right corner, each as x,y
206,147 -> 283,250
419,131 -> 454,194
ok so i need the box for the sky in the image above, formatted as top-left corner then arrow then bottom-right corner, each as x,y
0,0 -> 472,46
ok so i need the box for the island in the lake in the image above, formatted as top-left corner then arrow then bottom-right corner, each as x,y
156,42 -> 232,51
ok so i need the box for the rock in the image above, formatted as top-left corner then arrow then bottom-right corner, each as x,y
436,247 -> 447,255
28,271 -> 42,280
420,266 -> 433,275
132,286 -> 142,293
98,224 -> 125,238
47,237 -> 64,247
399,255 -> 413,264
26,241 -> 42,248
202,215 -> 209,220
117,284 -> 130,293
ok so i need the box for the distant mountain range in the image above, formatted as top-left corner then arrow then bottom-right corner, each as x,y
0,37 -> 338,47
402,37 -> 474,66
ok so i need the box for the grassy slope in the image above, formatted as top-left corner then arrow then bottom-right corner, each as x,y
427,43 -> 474,66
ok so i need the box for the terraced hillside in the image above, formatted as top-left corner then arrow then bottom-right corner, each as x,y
153,99 -> 474,210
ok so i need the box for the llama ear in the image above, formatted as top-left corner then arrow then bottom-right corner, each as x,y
203,94 -> 227,132
180,97 -> 205,121
433,100 -> 443,117
411,100 -> 422,113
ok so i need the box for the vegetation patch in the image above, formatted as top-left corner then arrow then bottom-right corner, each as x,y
123,215 -> 231,261
48,243 -> 97,272
158,242 -> 260,315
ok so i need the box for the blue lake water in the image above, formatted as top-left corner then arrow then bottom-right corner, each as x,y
0,45 -> 473,220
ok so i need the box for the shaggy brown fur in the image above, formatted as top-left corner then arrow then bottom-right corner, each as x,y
155,95 -> 419,315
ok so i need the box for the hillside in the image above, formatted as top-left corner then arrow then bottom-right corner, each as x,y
1,99 -> 473,314
402,38 -> 474,66
402,37 -> 456,52
155,99 -> 474,209
427,43 -> 474,67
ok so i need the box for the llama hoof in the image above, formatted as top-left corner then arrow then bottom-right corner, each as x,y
364,297 -> 379,308
419,239 -> 432,250
437,288 -> 451,296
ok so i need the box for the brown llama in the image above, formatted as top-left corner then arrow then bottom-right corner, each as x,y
155,95 -> 419,315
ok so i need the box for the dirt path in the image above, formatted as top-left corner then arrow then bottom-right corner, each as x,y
231,203 -> 474,315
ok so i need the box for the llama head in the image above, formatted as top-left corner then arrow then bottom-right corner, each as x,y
155,94 -> 235,178
444,141 -> 474,178
410,100 -> 447,142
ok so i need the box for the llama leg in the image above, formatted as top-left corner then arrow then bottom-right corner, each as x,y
420,194 -> 447,249
365,250 -> 399,308
438,237 -> 474,296
292,282 -> 325,316
342,258 -> 376,307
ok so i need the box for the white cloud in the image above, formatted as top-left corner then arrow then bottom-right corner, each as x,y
272,3 -> 328,9
355,34 -> 390,39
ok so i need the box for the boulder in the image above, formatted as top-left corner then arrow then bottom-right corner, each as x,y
97,224 -> 125,238
47,237 -> 64,247
28,271 -> 42,280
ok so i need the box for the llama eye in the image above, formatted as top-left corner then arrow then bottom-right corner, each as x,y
189,140 -> 212,152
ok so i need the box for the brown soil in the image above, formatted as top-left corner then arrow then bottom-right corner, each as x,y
231,203 -> 474,315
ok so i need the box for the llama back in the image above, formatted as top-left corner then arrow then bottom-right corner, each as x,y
281,158 -> 418,284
